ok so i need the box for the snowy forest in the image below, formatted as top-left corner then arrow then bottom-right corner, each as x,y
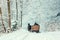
0,0 -> 60,40
0,0 -> 60,33
0,0 -> 60,32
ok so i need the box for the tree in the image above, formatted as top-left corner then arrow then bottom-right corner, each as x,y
20,0 -> 23,27
0,7 -> 6,32
7,0 -> 11,31
16,0 -> 18,20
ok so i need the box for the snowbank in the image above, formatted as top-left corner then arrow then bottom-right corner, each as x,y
0,28 -> 60,40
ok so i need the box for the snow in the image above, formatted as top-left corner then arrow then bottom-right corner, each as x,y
0,28 -> 60,40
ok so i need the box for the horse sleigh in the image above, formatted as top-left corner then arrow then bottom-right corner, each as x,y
28,23 -> 40,33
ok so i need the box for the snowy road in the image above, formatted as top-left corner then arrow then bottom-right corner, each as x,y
0,29 -> 60,40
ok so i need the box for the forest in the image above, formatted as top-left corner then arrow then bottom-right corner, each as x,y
0,0 -> 60,40
0,0 -> 60,33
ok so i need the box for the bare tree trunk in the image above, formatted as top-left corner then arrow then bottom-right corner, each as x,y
16,0 -> 18,21
7,0 -> 11,31
20,0 -> 23,27
0,7 -> 6,32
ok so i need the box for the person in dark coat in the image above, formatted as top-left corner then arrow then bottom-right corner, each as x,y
28,23 -> 31,31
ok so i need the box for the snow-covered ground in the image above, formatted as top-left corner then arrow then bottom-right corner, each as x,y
0,28 -> 60,40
